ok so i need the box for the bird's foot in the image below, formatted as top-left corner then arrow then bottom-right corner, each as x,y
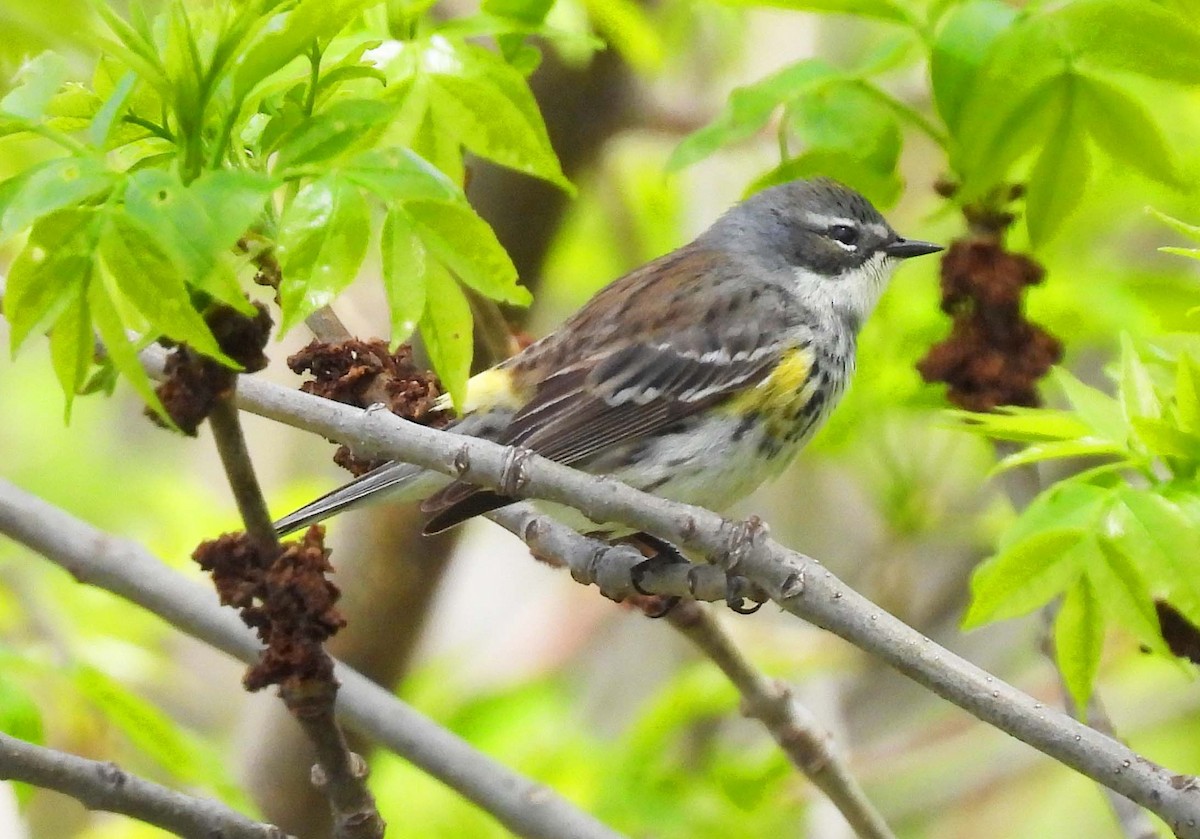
626,532 -> 767,616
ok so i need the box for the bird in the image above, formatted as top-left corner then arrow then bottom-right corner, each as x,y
273,177 -> 942,547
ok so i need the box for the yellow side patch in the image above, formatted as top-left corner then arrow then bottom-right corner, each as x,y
435,366 -> 526,415
721,346 -> 816,430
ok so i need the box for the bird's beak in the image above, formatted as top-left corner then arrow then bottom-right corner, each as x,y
884,238 -> 944,259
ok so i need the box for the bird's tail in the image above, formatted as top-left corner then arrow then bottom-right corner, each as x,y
272,461 -> 447,537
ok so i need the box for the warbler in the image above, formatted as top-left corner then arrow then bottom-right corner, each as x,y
274,178 -> 941,540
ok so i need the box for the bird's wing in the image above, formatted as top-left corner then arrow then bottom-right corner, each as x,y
421,302 -> 805,532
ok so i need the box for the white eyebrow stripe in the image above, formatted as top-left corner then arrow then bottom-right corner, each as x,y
805,213 -> 858,228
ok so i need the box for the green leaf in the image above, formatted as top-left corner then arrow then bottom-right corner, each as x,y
930,0 -> 1018,130
419,261 -> 472,409
409,36 -> 570,190
1057,0 -> 1200,83
1150,207 -> 1200,244
1109,489 -> 1200,629
71,665 -> 253,810
276,175 -> 371,332
381,209 -> 428,346
274,98 -> 398,172
124,169 -> 272,314
1090,535 -> 1165,654
1000,480 -> 1112,551
49,294 -> 92,419
340,148 -> 462,204
949,406 -> 1094,443
787,80 -> 901,173
1130,418 -> 1200,461
669,59 -> 840,170
993,439 -> 1128,473
747,148 -> 902,209
6,207 -> 96,354
715,0 -> 910,23
0,156 -> 115,241
88,69 -> 136,149
401,200 -> 530,306
233,0 -> 371,98
1024,80 -> 1089,247
582,0 -> 664,71
1175,354 -> 1200,432
97,209 -> 231,364
483,0 -> 556,25
1055,575 -> 1104,709
1078,73 -> 1182,187
88,272 -> 165,416
1051,368 -> 1127,444
964,528 -> 1087,628
952,21 -> 1068,193
0,50 -> 70,119
1118,335 -> 1161,423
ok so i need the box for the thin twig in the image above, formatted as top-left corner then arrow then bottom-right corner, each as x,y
194,363 -> 1200,837
0,731 -> 289,839
0,478 -> 628,839
208,398 -> 385,839
666,601 -> 895,839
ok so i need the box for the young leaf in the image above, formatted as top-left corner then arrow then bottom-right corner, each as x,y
273,98 -> 398,173
124,168 -> 273,312
233,0 -> 372,98
88,273 -> 165,416
930,0 -> 1018,130
999,480 -> 1112,552
715,0 -> 910,24
1025,84 -> 1089,246
1055,575 -> 1104,709
97,209 -> 232,364
381,209 -> 428,346
1109,489 -> 1200,629
1078,73 -> 1182,187
6,207 -> 97,354
787,81 -> 901,174
402,200 -> 531,306
1090,535 -> 1165,655
583,0 -> 664,72
992,439 -> 1128,473
0,51 -> 70,119
669,59 -> 840,170
276,175 -> 371,332
949,406 -> 1094,443
1129,418 -> 1200,462
418,37 -> 571,191
0,157 -> 115,241
1150,207 -> 1200,244
1118,334 -> 1161,423
1174,354 -> 1200,432
964,528 -> 1087,629
1058,0 -> 1200,83
1051,368 -> 1128,444
419,261 -> 473,409
340,148 -> 462,204
48,294 -> 92,419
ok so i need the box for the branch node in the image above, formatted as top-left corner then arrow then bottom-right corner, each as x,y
780,571 -> 805,600
498,445 -> 533,498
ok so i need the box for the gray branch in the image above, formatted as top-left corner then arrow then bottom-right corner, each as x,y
0,478 -> 627,839
210,363 -> 1200,837
0,731 -> 289,839
489,505 -> 893,839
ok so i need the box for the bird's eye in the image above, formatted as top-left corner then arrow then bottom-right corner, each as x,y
826,224 -> 859,247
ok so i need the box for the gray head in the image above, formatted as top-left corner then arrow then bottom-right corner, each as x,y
702,178 -> 942,328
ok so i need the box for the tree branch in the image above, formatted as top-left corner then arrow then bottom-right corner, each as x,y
487,506 -> 893,839
208,399 -> 385,839
0,731 -> 289,839
197,361 -> 1200,837
0,478 -> 628,839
